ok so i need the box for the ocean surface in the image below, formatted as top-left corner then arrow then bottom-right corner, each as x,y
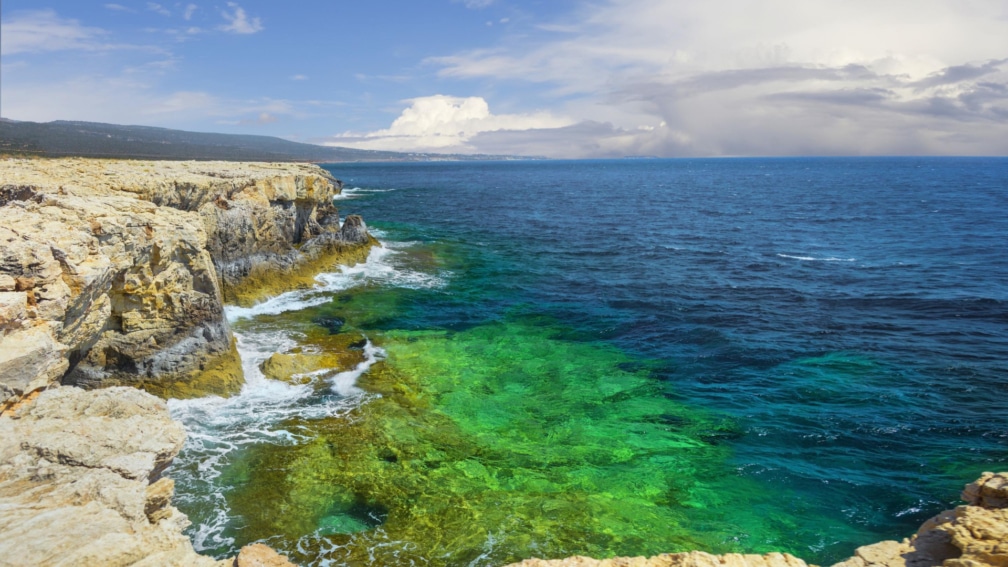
167,158 -> 1008,567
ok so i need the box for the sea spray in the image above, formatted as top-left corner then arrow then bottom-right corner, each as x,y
167,238 -> 444,556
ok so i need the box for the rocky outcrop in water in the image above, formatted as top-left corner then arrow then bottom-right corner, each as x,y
832,472 -> 1008,567
0,157 -> 374,401
505,473 -> 1008,567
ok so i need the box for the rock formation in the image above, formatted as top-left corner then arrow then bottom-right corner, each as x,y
832,472 -> 1008,567
0,157 -> 374,402
0,386 -> 227,567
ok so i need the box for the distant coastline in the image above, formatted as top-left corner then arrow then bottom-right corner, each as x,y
0,118 -> 540,163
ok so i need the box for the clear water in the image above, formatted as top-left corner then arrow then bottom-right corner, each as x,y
167,158 -> 1008,566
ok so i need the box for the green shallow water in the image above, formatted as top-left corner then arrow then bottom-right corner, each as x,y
220,309 -> 858,566
168,159 -> 1008,566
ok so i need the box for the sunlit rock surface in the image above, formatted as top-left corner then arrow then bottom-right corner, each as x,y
0,386 -> 228,567
0,157 -> 373,400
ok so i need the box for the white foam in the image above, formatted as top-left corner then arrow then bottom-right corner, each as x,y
167,330 -> 339,553
169,236 -> 444,556
333,187 -> 397,200
328,340 -> 386,397
777,253 -> 856,262
225,243 -> 447,322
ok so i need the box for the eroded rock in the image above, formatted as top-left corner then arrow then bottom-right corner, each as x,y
0,157 -> 374,399
235,543 -> 298,567
0,386 -> 229,567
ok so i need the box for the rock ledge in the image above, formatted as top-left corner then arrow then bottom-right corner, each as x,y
0,157 -> 374,401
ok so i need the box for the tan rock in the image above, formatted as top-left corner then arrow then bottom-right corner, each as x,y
235,543 -> 298,567
0,386 -> 228,567
0,325 -> 69,395
825,474 -> 1008,567
0,290 -> 26,329
1,156 -> 373,398
963,473 -> 1008,509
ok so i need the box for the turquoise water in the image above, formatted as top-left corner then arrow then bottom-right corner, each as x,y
167,158 -> 1008,566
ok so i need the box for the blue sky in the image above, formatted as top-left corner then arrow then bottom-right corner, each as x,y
2,1 -> 1007,157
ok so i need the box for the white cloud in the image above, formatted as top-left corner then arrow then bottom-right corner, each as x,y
147,3 -> 170,16
290,74 -> 309,81
219,2 -> 263,34
0,66 -> 297,128
325,95 -> 574,152
104,4 -> 136,13
183,4 -> 198,21
424,0 -> 1008,156
0,10 -> 107,55
241,112 -> 278,125
454,0 -> 495,8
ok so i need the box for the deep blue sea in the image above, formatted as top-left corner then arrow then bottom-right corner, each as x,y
169,157 -> 1008,566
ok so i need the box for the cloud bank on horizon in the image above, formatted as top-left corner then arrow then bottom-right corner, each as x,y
2,0 -> 1007,157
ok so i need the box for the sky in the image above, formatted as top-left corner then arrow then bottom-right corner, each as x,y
2,1 -> 1007,157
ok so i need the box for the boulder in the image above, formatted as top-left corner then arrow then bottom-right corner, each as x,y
235,543 -> 298,567
0,386 -> 229,567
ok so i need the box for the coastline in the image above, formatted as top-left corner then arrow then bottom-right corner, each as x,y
1,155 -> 1008,564
0,156 -> 371,565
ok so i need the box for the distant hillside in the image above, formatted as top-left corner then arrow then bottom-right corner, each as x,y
0,119 -> 521,162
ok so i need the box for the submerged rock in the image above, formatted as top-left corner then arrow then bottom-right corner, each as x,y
507,552 -> 812,567
506,474 -> 1008,567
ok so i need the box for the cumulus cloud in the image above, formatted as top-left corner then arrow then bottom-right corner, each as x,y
219,2 -> 263,34
325,95 -> 574,153
425,0 -> 1008,156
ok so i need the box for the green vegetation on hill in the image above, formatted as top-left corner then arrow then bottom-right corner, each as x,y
0,119 -> 525,162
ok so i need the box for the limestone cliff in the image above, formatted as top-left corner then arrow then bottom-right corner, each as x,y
0,157 -> 373,402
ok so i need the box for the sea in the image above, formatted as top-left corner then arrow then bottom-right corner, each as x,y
166,157 -> 1008,567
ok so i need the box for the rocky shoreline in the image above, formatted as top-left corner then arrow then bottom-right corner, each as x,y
1,157 -> 1004,567
0,156 -> 371,566
0,157 -> 373,404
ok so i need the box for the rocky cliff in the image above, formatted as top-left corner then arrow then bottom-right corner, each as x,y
0,157 -> 373,403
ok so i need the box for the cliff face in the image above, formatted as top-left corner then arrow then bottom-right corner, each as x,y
0,157 -> 373,403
